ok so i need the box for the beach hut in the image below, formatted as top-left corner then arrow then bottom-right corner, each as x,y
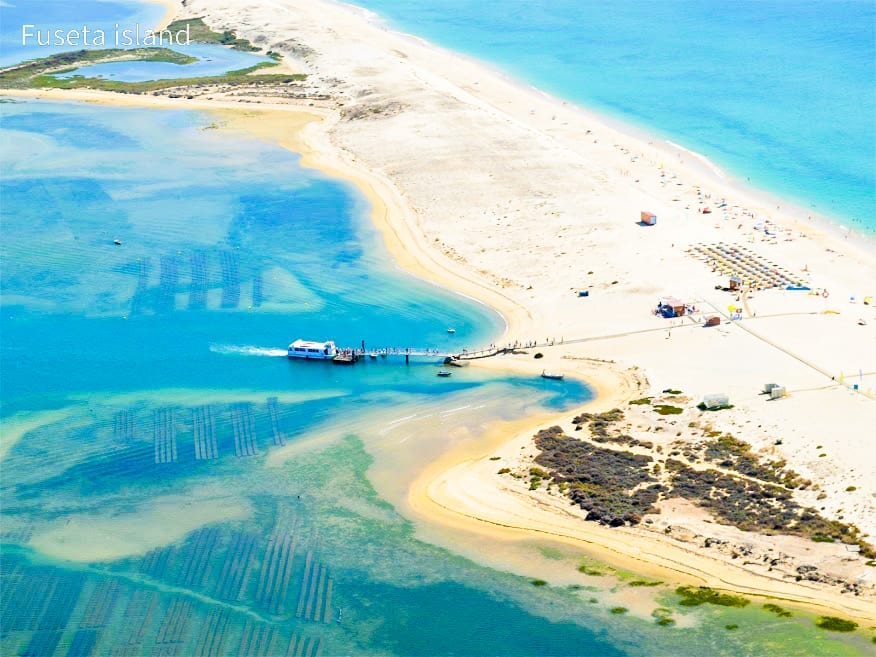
640,211 -> 657,226
658,297 -> 686,318
702,393 -> 730,410
704,315 -> 721,327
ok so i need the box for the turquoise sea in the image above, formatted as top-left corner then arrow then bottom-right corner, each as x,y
1,1 -> 874,656
356,0 -> 876,232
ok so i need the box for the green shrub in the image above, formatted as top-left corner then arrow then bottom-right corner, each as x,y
609,607 -> 628,614
812,534 -> 835,543
675,586 -> 749,608
814,616 -> 858,632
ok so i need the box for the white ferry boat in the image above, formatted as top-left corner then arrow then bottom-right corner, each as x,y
287,339 -> 338,360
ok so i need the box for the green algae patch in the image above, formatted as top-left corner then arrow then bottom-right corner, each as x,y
762,603 -> 792,618
675,586 -> 750,608
653,404 -> 684,415
577,563 -> 605,576
539,546 -> 563,560
814,616 -> 858,632
651,607 -> 675,627
530,579 -> 548,587
609,607 -> 628,614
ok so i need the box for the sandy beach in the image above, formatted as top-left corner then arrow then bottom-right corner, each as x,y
4,0 -> 874,624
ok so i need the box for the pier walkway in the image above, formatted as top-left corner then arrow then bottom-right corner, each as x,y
330,344 -> 506,364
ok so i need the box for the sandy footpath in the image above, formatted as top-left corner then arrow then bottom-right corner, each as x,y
3,0 -> 875,622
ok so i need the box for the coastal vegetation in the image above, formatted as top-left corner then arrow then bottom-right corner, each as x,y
520,411 -> 875,558
653,404 -> 684,416
164,17 -> 258,51
675,586 -> 750,608
0,49 -> 305,93
534,426 -> 662,526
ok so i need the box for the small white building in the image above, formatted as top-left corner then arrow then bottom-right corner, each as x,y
702,393 -> 730,410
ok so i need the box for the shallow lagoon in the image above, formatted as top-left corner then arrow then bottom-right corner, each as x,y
55,44 -> 273,82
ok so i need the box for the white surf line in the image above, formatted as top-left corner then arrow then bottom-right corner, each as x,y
439,404 -> 472,417
386,413 -> 419,426
665,140 -> 727,180
380,413 -> 435,436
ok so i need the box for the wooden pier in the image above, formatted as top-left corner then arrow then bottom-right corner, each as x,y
324,344 -> 508,366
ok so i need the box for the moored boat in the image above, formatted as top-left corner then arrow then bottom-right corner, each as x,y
288,339 -> 338,360
437,370 -> 452,377
541,370 -> 564,380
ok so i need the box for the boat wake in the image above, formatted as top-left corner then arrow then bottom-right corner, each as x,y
210,344 -> 288,358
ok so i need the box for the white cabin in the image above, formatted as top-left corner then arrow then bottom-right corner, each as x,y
287,339 -> 338,360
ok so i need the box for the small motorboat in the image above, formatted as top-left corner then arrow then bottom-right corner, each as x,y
437,370 -> 452,377
446,328 -> 456,334
369,352 -> 378,359
113,239 -> 122,245
379,352 -> 387,358
541,370 -> 564,380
